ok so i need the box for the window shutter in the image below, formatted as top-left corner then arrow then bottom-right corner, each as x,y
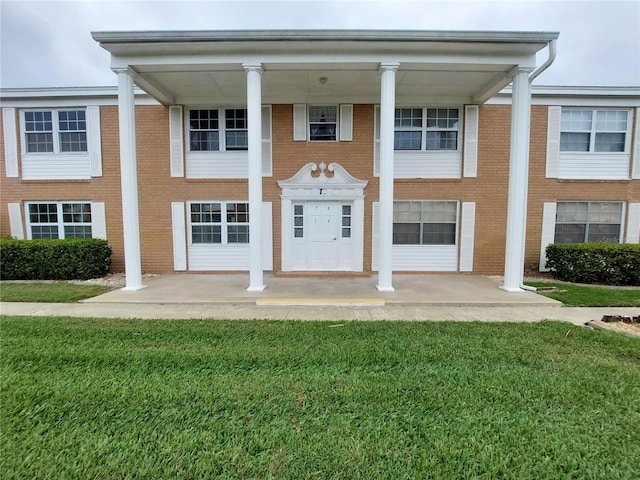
546,106 -> 561,178
261,105 -> 272,176
626,203 -> 640,244
86,106 -> 103,177
262,202 -> 273,270
293,104 -> 306,141
539,202 -> 557,271
339,104 -> 353,141
169,106 -> 184,177
371,201 -> 379,271
7,203 -> 24,239
459,202 -> 476,271
3,108 -> 18,178
633,108 -> 640,179
91,202 -> 107,239
171,202 -> 187,270
463,105 -> 479,178
373,105 -> 381,176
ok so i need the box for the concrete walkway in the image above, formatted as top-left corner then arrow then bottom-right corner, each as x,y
2,274 -> 638,325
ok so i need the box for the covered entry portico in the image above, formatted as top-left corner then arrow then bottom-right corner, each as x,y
93,29 -> 558,293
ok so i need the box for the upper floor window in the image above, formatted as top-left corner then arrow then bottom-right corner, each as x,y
309,106 -> 337,141
189,201 -> 249,245
554,201 -> 623,243
23,110 -> 87,153
188,109 -> 248,152
393,201 -> 458,245
560,109 -> 629,153
394,108 -> 459,151
27,202 -> 92,239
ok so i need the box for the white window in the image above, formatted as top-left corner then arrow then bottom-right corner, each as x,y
26,202 -> 93,239
188,109 -> 248,152
555,201 -> 623,243
189,201 -> 249,245
308,106 -> 337,141
560,109 -> 629,153
393,201 -> 458,245
394,108 -> 459,151
23,110 -> 87,154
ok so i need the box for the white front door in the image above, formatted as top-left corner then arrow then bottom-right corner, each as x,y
307,202 -> 339,270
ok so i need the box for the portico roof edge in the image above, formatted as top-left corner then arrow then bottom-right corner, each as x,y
91,29 -> 559,44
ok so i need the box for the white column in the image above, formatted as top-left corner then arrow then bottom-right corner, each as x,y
244,63 -> 266,291
502,68 -> 533,292
116,68 -> 144,291
377,62 -> 399,292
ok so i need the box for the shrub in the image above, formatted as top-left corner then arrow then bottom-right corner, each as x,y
545,243 -> 640,286
0,238 -> 112,280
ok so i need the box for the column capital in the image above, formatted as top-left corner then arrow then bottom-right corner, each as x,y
112,66 -> 137,77
379,62 -> 400,73
243,63 -> 263,74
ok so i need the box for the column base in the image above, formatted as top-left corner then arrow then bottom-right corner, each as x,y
376,285 -> 395,292
499,285 -> 525,293
121,284 -> 147,292
247,285 -> 266,292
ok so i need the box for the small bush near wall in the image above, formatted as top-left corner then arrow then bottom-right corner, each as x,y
0,238 -> 112,280
546,243 -> 640,286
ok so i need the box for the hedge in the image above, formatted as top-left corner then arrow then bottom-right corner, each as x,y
0,238 -> 112,280
545,243 -> 640,286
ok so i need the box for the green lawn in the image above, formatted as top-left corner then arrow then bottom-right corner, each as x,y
0,282 -> 112,302
1,317 -> 639,479
527,281 -> 640,307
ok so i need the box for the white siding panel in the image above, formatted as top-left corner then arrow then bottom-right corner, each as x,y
7,203 -> 24,239
463,105 -> 478,178
546,106 -> 561,178
186,152 -> 248,178
3,108 -> 18,178
261,105 -> 272,176
394,152 -> 462,178
188,245 -> 250,271
392,246 -> 458,271
169,106 -> 184,177
172,202 -> 187,270
22,155 -> 91,180
459,202 -> 475,272
90,202 -> 107,240
373,105 -> 380,176
539,202 -> 557,272
261,202 -> 273,270
339,104 -> 353,141
558,155 -> 630,180
87,106 -> 102,177
293,104 -> 306,141
633,107 -> 640,179
626,203 -> 640,244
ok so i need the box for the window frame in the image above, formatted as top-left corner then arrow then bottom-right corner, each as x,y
21,109 -> 88,155
554,201 -> 624,244
25,201 -> 93,240
394,107 -> 461,152
559,108 -> 631,154
392,200 -> 459,246
188,201 -> 250,246
187,108 -> 249,153
308,105 -> 338,142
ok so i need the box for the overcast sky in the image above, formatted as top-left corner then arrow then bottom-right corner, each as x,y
1,0 -> 639,89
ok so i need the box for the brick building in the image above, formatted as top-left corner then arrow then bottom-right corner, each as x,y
1,30 -> 638,292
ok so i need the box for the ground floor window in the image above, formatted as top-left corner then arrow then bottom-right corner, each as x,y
26,202 -> 92,239
393,200 -> 458,245
554,201 -> 623,243
189,201 -> 249,245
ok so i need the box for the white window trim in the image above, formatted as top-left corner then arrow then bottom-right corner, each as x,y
25,201 -> 94,240
186,108 -> 248,153
20,108 -> 89,155
394,106 -> 462,153
392,200 -> 460,246
308,105 -> 339,142
554,200 -> 625,244
560,108 -> 633,155
187,200 -> 250,246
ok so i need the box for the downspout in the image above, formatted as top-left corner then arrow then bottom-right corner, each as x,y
519,39 -> 556,293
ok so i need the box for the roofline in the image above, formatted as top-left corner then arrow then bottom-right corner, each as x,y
91,29 -> 559,45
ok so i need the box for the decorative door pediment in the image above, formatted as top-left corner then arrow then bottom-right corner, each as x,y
278,162 -> 368,199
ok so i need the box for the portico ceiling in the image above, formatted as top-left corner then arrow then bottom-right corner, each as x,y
93,29 -> 559,106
